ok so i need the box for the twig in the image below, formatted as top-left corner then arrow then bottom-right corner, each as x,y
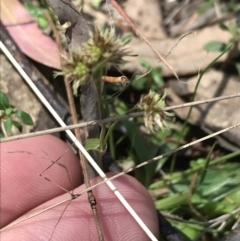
77,122 -> 240,191
187,171 -> 203,219
65,76 -> 104,240
164,31 -> 193,58
1,92 -> 240,143
193,207 -> 240,241
108,0 -> 180,80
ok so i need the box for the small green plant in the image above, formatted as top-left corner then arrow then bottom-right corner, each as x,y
24,2 -> 49,30
132,59 -> 164,91
90,0 -> 102,9
198,0 -> 218,14
198,0 -> 240,15
0,91 -> 34,137
204,22 -> 239,52
150,151 -> 240,240
204,20 -> 240,74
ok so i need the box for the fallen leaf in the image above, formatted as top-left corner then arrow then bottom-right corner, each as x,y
1,0 -> 61,69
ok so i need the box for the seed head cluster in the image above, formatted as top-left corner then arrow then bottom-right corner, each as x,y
57,27 -> 130,95
137,90 -> 173,133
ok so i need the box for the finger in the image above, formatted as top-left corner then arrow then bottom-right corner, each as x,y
1,135 -> 82,228
2,173 -> 159,241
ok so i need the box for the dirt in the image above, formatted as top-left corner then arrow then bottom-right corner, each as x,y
0,54 -> 58,135
169,69 -> 240,150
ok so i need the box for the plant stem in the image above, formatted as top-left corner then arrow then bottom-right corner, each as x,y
108,0 -> 179,80
64,77 -> 104,241
101,106 -> 138,151
1,122 -> 8,137
170,45 -> 232,173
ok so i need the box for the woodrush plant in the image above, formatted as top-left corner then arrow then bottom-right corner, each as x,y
56,27 -> 172,152
136,90 -> 173,133
56,27 -> 130,95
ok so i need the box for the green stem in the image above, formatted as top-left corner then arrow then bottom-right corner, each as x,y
170,45 -> 232,173
92,67 -> 106,155
109,128 -> 115,160
198,142 -> 217,185
102,106 -> 138,150
103,120 -> 118,144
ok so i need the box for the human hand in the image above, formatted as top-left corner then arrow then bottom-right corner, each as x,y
1,135 -> 159,240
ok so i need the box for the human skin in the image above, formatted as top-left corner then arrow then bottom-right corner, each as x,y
0,135 -> 159,240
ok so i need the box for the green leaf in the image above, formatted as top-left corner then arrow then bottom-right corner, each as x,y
121,34 -> 132,45
139,59 -> 152,71
228,22 -> 239,40
38,16 -> 49,29
24,2 -> 48,29
0,91 -> 10,110
203,41 -> 227,52
235,62 -> 240,76
155,191 -> 189,210
25,2 -> 42,16
132,77 -> 147,90
15,110 -> 34,125
114,99 -> 128,115
84,138 -> 101,151
0,130 -> 5,138
12,120 -> 23,132
4,117 -> 12,134
5,107 -> 14,115
198,0 -> 217,14
151,67 -> 164,86
172,221 -> 203,240
218,22 -> 229,32
91,0 -> 101,9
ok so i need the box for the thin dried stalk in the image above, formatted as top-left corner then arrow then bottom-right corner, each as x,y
64,76 -> 104,240
108,0 -> 179,80
1,92 -> 240,143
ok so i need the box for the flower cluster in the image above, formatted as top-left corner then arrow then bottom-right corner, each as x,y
136,90 -> 173,133
57,27 -> 130,95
